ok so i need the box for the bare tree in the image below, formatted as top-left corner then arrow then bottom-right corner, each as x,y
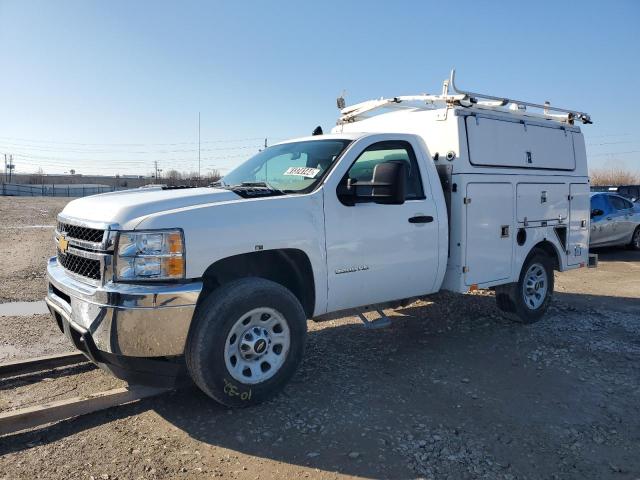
184,171 -> 200,186
151,168 -> 222,187
207,168 -> 222,184
590,167 -> 640,186
27,167 -> 45,184
164,169 -> 182,186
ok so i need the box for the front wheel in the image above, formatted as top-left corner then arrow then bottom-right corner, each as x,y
185,277 -> 307,407
495,248 -> 554,323
629,227 -> 640,251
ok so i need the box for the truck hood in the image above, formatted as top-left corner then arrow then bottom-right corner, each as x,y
61,187 -> 240,228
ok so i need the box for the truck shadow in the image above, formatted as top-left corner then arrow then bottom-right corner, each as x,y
3,289 -> 638,478
149,289 -> 639,478
590,246 -> 640,262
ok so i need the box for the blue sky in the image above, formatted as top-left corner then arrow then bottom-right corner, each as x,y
0,0 -> 639,176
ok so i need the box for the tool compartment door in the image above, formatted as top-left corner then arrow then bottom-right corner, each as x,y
466,116 -> 575,170
465,182 -> 513,285
516,183 -> 569,222
567,183 -> 590,265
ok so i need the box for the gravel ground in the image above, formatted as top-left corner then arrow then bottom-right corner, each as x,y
0,197 -> 639,479
0,197 -> 70,302
0,314 -> 69,362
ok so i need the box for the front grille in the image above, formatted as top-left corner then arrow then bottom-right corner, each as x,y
57,221 -> 105,243
57,251 -> 101,280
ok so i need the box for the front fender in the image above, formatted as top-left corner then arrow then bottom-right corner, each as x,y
135,192 -> 328,315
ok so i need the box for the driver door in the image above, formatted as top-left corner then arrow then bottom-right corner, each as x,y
323,137 -> 440,312
590,194 -> 613,246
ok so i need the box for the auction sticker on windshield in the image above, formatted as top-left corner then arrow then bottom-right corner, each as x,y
283,167 -> 320,178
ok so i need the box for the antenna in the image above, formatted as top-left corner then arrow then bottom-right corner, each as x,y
336,90 -> 346,110
441,78 -> 449,96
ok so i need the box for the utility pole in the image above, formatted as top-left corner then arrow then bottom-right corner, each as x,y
7,155 -> 14,183
263,138 -> 269,181
198,112 -> 201,183
3,154 -> 6,182
154,160 -> 159,182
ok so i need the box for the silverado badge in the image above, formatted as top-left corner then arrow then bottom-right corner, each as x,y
58,235 -> 69,254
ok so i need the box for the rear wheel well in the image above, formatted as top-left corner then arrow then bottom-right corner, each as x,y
530,240 -> 561,271
199,249 -> 315,318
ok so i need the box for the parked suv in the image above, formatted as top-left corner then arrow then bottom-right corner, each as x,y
590,193 -> 640,249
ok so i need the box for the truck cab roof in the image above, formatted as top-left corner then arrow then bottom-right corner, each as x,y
274,132 -> 384,145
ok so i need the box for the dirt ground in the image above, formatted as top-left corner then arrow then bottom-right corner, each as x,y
0,197 -> 639,480
0,197 -> 70,302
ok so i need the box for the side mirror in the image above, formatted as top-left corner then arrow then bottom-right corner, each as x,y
591,208 -> 604,218
338,161 -> 407,206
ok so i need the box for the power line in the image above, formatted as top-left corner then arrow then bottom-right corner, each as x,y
7,150 -> 256,163
0,135 -> 266,147
587,140 -> 636,147
587,133 -> 634,139
5,152 -> 256,175
0,143 -> 262,155
590,150 -> 640,157
0,133 -> 272,176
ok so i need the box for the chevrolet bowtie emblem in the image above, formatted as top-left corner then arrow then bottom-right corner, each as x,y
59,235 -> 69,254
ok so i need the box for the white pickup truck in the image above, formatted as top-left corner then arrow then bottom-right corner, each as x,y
46,73 -> 593,406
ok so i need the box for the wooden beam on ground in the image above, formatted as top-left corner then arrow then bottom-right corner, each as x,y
0,352 -> 88,379
0,386 -> 168,436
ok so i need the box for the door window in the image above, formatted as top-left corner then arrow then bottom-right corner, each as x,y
610,196 -> 633,211
591,194 -> 608,216
345,141 -> 424,200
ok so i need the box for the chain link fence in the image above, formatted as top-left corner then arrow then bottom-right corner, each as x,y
0,183 -> 118,197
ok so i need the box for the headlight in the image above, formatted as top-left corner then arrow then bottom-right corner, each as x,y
115,229 -> 185,281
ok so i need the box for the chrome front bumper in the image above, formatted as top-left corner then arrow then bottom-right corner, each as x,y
46,256 -> 203,358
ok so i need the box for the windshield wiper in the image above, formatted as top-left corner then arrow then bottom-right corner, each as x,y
223,181 -> 288,198
239,181 -> 285,193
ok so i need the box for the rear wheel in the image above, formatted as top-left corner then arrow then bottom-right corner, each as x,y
629,227 -> 640,251
186,277 -> 307,407
495,248 -> 554,323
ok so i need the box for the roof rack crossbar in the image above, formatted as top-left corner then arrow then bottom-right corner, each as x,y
449,70 -> 592,124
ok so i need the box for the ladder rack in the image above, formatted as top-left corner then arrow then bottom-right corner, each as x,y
448,70 -> 592,125
336,70 -> 592,126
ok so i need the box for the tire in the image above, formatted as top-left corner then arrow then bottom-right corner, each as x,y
495,248 -> 554,324
185,277 -> 307,407
629,227 -> 640,251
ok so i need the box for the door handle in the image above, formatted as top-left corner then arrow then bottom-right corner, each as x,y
409,215 -> 433,224
606,217 -> 612,220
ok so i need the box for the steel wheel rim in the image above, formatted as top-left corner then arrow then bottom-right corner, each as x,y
522,262 -> 548,310
634,230 -> 640,248
224,307 -> 290,384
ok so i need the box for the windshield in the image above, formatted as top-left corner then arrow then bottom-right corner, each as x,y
221,139 -> 351,193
